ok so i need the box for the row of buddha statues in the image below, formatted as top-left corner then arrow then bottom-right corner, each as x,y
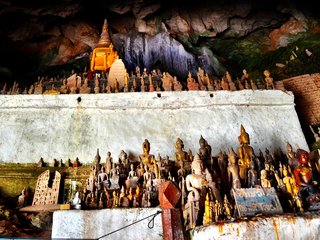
0,67 -> 276,95
54,125 -> 319,230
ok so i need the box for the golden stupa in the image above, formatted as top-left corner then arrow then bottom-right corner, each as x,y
90,19 -> 118,72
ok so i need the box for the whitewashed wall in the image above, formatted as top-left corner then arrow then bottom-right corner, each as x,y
52,208 -> 163,239
0,90 -> 308,164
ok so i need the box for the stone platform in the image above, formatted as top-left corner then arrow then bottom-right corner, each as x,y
190,212 -> 320,240
51,208 -> 163,240
0,90 -> 308,164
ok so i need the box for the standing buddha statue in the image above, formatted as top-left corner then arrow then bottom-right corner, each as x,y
237,125 -> 254,186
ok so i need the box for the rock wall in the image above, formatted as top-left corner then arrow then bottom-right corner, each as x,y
0,91 -> 308,164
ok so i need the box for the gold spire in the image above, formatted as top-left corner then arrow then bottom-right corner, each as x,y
96,19 -> 111,48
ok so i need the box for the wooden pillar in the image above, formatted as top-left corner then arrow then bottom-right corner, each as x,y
159,181 -> 186,240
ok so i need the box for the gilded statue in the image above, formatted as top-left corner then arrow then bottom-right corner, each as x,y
260,170 -> 271,188
174,137 -> 188,165
238,125 -> 254,185
139,139 -> 155,164
227,148 -> 241,190
282,166 -> 295,195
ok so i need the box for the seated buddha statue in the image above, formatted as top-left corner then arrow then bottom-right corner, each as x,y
237,125 -> 254,186
293,150 -> 320,207
139,139 -> 155,164
174,137 -> 188,165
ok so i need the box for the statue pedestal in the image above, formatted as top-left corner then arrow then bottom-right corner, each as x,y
189,212 -> 320,240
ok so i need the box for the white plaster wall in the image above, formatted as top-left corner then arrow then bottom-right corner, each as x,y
51,208 -> 163,239
0,90 -> 308,164
190,213 -> 320,240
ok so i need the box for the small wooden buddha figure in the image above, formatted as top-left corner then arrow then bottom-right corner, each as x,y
223,195 -> 232,220
139,139 -> 155,164
79,78 -> 91,94
260,170 -> 271,188
286,142 -> 298,170
282,165 -> 295,196
203,193 -> 213,225
263,70 -> 275,89
187,72 -> 199,90
238,125 -> 254,186
227,148 -> 241,191
174,137 -> 188,165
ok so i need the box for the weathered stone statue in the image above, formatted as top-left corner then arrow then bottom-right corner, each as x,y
139,139 -> 155,164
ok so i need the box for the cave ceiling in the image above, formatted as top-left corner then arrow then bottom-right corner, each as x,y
0,0 -> 320,85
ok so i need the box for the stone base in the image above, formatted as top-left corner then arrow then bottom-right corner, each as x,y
189,212 -> 320,240
0,90 -> 308,164
51,208 -> 163,239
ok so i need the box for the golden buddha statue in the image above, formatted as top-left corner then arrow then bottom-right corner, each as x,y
237,125 -> 254,185
139,139 -> 155,164
174,137 -> 188,165
90,19 -> 118,72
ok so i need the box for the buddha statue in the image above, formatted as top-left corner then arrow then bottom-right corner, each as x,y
139,139 -> 155,164
282,166 -> 295,196
227,148 -> 241,190
173,76 -> 183,91
149,74 -> 155,92
247,159 -> 258,187
221,78 -> 229,90
293,150 -> 320,208
60,79 -> 68,94
93,148 -> 102,172
105,151 -> 113,176
198,135 -> 209,163
162,72 -> 173,91
205,73 -> 214,91
174,138 -> 188,165
263,70 -> 275,89
238,125 -> 254,186
187,72 -> 199,90
260,170 -> 271,188
80,78 -> 91,94
97,167 -> 109,190
286,142 -> 298,169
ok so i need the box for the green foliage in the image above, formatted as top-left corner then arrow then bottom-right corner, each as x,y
207,31 -> 320,80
